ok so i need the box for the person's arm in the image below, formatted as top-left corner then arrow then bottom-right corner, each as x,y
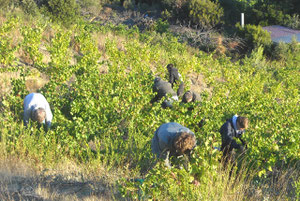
169,72 -> 175,87
44,101 -> 53,129
23,109 -> 30,127
160,149 -> 171,168
150,94 -> 160,103
23,105 -> 31,127
177,82 -> 184,97
239,137 -> 247,149
230,138 -> 242,150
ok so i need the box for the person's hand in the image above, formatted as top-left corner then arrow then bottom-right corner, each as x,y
239,146 -> 244,153
198,118 -> 205,128
170,172 -> 176,179
192,179 -> 200,186
237,129 -> 245,137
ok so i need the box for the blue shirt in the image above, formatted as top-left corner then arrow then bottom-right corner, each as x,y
151,122 -> 195,167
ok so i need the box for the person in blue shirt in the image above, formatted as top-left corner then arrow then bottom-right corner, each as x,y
219,115 -> 249,164
151,122 -> 197,168
23,93 -> 53,130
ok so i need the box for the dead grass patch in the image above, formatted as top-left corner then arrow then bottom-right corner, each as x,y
0,156 -> 119,201
0,71 -> 20,96
187,72 -> 213,97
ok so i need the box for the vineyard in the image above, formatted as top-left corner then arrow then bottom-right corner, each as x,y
0,14 -> 299,200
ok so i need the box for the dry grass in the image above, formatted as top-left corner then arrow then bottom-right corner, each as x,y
246,165 -> 299,201
188,72 -> 213,98
92,31 -> 127,59
0,71 -> 20,97
0,156 -> 120,201
0,67 -> 49,96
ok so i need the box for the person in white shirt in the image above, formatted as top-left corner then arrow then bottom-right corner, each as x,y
23,93 -> 53,129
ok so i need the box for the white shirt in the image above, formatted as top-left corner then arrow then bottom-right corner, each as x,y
23,93 -> 53,128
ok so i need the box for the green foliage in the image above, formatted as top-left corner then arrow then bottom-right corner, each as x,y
154,18 -> 169,33
46,26 -> 72,82
160,0 -> 223,29
20,22 -> 45,66
236,23 -> 272,51
284,14 -> 300,29
251,3 -> 287,26
188,0 -> 224,29
272,39 -> 300,61
0,17 -> 19,68
221,0 -> 300,26
295,177 -> 300,200
0,17 -> 299,199
0,0 -> 18,10
20,0 -> 39,16
43,0 -> 79,26
160,0 -> 188,22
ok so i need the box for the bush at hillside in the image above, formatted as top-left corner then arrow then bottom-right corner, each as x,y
250,3 -> 287,26
188,0 -> 224,29
236,23 -> 272,51
20,0 -> 40,16
161,0 -> 190,21
41,0 -> 79,25
161,0 -> 223,29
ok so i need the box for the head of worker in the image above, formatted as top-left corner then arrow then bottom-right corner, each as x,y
182,91 -> 193,103
167,63 -> 174,72
236,116 -> 249,137
173,132 -> 197,156
31,108 -> 46,124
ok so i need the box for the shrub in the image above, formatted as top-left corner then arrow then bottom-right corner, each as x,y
41,0 -> 79,26
251,3 -> 287,26
188,0 -> 224,29
273,42 -> 289,61
78,0 -> 103,16
154,18 -> 169,33
20,0 -> 40,16
284,14 -> 300,29
295,177 -> 300,200
273,37 -> 300,61
0,0 -> 19,10
236,23 -> 272,51
161,0 -> 190,21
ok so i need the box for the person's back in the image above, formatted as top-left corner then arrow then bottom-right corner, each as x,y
153,77 -> 177,97
23,93 -> 53,129
151,77 -> 178,107
167,64 -> 182,86
152,122 -> 196,167
166,64 -> 185,96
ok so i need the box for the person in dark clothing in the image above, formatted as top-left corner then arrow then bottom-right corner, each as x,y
182,90 -> 201,103
150,77 -> 178,108
166,64 -> 184,97
181,90 -> 201,111
219,115 -> 249,165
